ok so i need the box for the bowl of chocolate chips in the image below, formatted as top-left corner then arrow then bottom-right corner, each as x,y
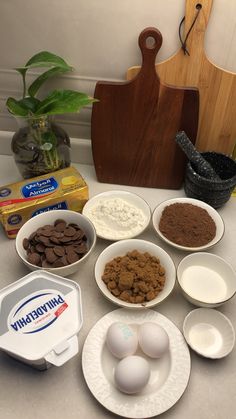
15,210 -> 96,276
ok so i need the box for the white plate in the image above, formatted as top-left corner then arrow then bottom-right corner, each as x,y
82,190 -> 151,240
183,308 -> 235,359
82,308 -> 191,418
152,197 -> 225,252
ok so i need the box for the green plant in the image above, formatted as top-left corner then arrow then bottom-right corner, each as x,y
6,51 -> 96,116
7,51 -> 97,178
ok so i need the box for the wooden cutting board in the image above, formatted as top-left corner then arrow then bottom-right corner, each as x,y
127,0 -> 236,155
91,27 -> 199,189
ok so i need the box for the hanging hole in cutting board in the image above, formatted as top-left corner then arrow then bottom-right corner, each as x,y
145,36 -> 157,49
196,3 -> 202,10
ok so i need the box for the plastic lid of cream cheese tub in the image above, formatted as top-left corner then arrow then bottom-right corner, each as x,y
0,270 -> 83,366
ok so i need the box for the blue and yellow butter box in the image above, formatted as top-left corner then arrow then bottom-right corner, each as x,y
0,166 -> 88,238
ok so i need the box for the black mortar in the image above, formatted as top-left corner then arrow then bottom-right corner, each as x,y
184,152 -> 236,208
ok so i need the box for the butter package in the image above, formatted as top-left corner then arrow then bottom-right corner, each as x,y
0,166 -> 88,238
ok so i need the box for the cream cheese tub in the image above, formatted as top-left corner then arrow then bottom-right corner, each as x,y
0,270 -> 83,370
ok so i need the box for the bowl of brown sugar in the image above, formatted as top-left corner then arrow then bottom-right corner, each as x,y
152,198 -> 225,252
94,239 -> 176,309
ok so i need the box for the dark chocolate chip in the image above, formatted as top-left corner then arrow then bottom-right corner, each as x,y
74,243 -> 88,254
42,259 -> 54,268
40,229 -> 53,237
50,236 -> 60,244
54,219 -> 67,226
53,246 -> 65,257
59,236 -> 73,243
52,258 -> 65,268
55,222 -> 67,232
29,245 -> 36,253
64,226 -> 77,237
45,248 -> 58,263
60,255 -> 69,266
35,243 -> 46,253
41,225 -> 54,230
68,223 -> 80,230
64,245 -> 75,254
38,236 -> 51,247
23,238 -> 29,250
29,231 -> 37,241
66,250 -> 79,264
34,228 -> 45,235
51,231 -> 64,239
70,231 -> 84,241
27,252 -> 41,266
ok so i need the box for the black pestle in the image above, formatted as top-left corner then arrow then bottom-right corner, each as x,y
175,131 -> 221,181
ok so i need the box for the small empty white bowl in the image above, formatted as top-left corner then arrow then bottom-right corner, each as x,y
177,252 -> 236,308
94,238 -> 176,309
82,190 -> 151,240
183,308 -> 235,359
16,210 -> 96,277
152,197 -> 224,252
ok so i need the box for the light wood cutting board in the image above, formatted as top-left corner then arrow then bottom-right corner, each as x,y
91,28 -> 199,189
127,0 -> 236,155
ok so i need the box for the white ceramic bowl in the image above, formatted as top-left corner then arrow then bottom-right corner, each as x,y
15,210 -> 96,277
177,252 -> 236,308
183,308 -> 235,359
82,190 -> 151,240
152,197 -> 225,252
94,239 -> 176,309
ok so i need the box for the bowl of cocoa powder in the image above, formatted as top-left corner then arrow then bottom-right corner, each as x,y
16,209 -> 96,277
94,239 -> 176,309
152,197 -> 225,252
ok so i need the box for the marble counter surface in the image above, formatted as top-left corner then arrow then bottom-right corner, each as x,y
0,156 -> 235,419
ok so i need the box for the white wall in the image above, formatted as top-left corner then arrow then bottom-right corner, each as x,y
1,0 -> 236,138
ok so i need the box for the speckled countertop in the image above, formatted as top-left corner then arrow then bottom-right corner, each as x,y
0,155 -> 235,419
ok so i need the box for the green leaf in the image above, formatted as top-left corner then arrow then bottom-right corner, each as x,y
6,97 -> 29,116
16,51 -> 72,71
28,66 -> 72,98
6,96 -> 41,116
35,90 -> 98,115
6,52 -> 95,116
14,52 -> 72,99
18,97 -> 41,112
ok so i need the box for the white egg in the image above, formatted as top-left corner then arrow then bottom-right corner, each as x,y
138,322 -> 169,358
106,322 -> 138,359
114,355 -> 150,394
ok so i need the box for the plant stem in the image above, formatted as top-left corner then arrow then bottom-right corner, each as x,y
22,74 -> 27,99
29,117 -> 61,171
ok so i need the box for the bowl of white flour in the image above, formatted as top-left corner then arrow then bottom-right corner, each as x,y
82,190 -> 151,240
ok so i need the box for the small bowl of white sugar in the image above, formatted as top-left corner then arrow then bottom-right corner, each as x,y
82,190 -> 151,241
183,308 -> 235,359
